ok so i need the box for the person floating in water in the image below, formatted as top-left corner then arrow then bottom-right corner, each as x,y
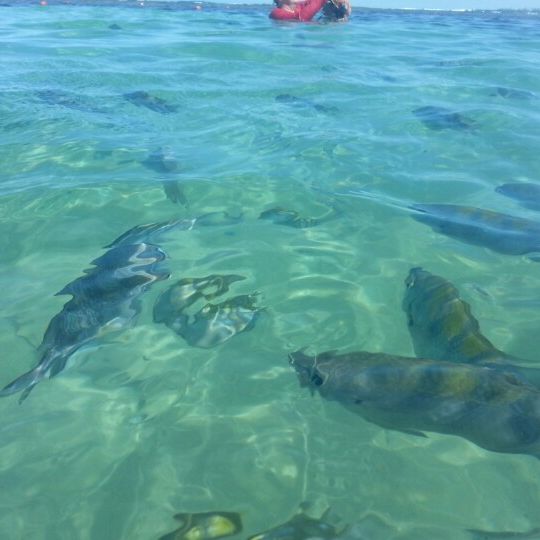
269,0 -> 350,22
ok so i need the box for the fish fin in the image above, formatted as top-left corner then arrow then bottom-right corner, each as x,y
0,366 -> 43,403
466,526 -> 540,539
394,428 -> 428,438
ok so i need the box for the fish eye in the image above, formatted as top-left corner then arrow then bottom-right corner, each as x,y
405,274 -> 416,288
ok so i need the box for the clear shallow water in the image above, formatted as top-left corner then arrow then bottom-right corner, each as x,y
1,3 -> 540,539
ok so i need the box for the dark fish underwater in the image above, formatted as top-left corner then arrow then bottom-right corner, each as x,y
496,183 -> 540,212
402,267 -> 540,389
275,94 -> 338,114
491,87 -> 537,100
410,203 -> 540,256
413,106 -> 474,131
36,89 -> 105,114
290,349 -> 540,458
141,146 -> 188,206
258,206 -> 338,229
0,242 -> 169,402
123,90 -> 178,114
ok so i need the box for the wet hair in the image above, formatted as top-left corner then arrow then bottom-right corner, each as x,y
322,0 -> 348,20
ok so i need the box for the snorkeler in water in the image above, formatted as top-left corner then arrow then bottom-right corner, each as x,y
320,0 -> 351,21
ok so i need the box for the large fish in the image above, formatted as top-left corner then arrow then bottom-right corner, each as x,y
289,349 -> 540,458
495,183 -> 540,212
402,267 -> 540,389
159,511 -> 242,540
411,203 -> 540,256
141,147 -> 188,207
0,243 -> 169,402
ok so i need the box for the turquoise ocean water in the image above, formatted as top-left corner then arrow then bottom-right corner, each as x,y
1,2 -> 540,539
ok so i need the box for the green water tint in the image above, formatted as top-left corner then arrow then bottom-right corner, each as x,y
2,4 -> 540,540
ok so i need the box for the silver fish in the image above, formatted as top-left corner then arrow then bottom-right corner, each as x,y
153,274 -> 259,348
105,219 -> 195,248
177,294 -> 260,349
0,243 -> 169,402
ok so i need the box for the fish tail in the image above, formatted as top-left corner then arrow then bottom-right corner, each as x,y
0,366 -> 44,403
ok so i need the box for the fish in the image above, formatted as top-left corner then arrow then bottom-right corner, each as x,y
289,349 -> 540,458
258,207 -> 337,229
123,90 -> 178,114
175,294 -> 261,349
275,94 -> 337,114
153,274 -> 246,317
410,203 -> 540,256
159,511 -> 242,540
153,275 -> 259,348
467,526 -> 540,539
105,219 -> 196,248
36,89 -> 104,114
194,211 -> 243,228
413,106 -> 473,131
491,87 -> 536,100
402,267 -> 540,389
141,147 -> 188,206
106,212 -> 242,249
108,23 -> 122,30
248,506 -> 345,540
495,183 -> 540,212
0,243 -> 169,402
